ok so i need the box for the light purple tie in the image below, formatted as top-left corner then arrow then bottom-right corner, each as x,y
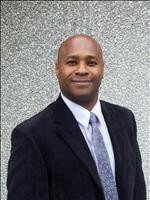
89,112 -> 119,200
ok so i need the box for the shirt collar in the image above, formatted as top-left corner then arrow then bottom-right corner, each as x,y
61,93 -> 102,128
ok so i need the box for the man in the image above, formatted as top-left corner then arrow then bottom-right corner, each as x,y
7,34 -> 146,200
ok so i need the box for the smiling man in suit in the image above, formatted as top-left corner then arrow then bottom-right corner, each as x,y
7,34 -> 146,200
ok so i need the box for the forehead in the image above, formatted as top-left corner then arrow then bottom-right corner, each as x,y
60,37 -> 101,58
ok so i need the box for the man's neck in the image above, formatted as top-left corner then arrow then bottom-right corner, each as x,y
75,99 -> 98,111
61,93 -> 99,111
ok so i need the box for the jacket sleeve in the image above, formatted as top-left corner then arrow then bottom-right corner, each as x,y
7,127 -> 49,200
131,113 -> 147,200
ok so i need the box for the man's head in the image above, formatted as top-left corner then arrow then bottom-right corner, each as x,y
55,34 -> 104,110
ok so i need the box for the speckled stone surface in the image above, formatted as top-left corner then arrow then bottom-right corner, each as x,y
1,1 -> 149,199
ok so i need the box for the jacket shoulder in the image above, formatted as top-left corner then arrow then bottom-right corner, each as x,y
14,101 -> 56,133
100,100 -> 137,137
100,100 -> 134,116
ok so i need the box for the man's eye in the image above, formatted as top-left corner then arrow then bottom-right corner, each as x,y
67,60 -> 77,65
87,61 -> 97,66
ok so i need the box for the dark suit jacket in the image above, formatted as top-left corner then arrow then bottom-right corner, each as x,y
7,96 -> 146,200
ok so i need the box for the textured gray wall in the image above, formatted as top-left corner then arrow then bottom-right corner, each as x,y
1,1 -> 149,199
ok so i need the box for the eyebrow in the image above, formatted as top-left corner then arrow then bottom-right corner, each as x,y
66,56 -> 78,60
66,55 -> 97,60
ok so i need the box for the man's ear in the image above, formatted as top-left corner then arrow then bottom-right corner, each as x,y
55,60 -> 59,78
101,59 -> 105,79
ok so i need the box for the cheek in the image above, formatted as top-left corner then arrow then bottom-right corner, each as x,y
59,69 -> 75,81
57,69 -> 71,84
92,69 -> 103,79
97,68 -> 104,79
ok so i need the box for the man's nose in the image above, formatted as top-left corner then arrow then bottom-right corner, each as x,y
75,63 -> 89,75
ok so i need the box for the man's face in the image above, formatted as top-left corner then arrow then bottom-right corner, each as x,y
56,36 -> 104,104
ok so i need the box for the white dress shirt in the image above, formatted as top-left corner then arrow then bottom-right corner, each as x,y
61,93 -> 116,178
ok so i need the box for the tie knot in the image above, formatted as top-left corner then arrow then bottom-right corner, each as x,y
89,113 -> 98,125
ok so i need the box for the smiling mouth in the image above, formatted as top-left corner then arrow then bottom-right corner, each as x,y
71,80 -> 92,87
72,80 -> 92,83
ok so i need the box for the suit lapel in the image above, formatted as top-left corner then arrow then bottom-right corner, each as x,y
101,100 -> 124,198
52,96 -> 104,194
52,96 -> 125,197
